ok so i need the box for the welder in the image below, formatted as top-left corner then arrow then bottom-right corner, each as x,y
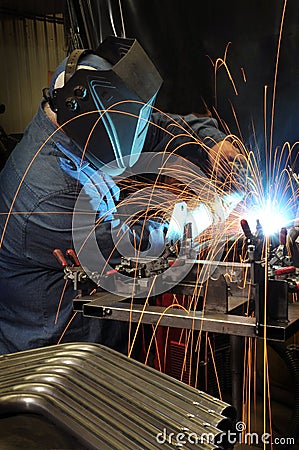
0,36 -> 240,355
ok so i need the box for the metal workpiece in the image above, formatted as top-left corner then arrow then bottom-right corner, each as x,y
73,291 -> 127,312
78,292 -> 299,341
67,214 -> 299,342
72,247 -> 299,341
82,297 -> 256,335
0,343 -> 236,450
0,343 -> 236,421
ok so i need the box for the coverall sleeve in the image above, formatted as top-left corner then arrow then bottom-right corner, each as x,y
142,111 -> 227,172
24,190 -> 158,271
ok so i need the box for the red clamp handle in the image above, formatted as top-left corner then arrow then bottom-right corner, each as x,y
53,248 -> 68,267
66,248 -> 80,266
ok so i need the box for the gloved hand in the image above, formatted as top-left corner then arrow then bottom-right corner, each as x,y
208,139 -> 249,191
56,142 -> 120,221
229,156 -> 249,191
112,217 -> 168,260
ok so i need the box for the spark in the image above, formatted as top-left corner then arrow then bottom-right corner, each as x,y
243,197 -> 291,236
1,51 -> 299,444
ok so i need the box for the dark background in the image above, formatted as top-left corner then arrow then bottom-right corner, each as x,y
122,0 -> 299,157
1,0 -> 299,158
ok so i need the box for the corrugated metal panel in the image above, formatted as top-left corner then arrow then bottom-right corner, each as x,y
0,15 -> 66,134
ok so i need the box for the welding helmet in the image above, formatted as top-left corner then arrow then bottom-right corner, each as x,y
47,36 -> 163,175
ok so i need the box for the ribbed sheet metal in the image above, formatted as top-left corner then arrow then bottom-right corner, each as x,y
0,14 -> 66,134
0,343 -> 236,449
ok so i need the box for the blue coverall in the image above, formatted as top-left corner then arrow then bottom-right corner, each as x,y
0,101 -> 225,354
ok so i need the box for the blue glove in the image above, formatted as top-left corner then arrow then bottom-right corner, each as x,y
56,142 -> 120,221
112,218 -> 167,260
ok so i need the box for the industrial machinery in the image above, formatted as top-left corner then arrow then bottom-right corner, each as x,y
53,178 -> 299,444
61,211 -> 299,343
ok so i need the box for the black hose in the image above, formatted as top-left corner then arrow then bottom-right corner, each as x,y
287,227 -> 299,267
269,342 -> 299,447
